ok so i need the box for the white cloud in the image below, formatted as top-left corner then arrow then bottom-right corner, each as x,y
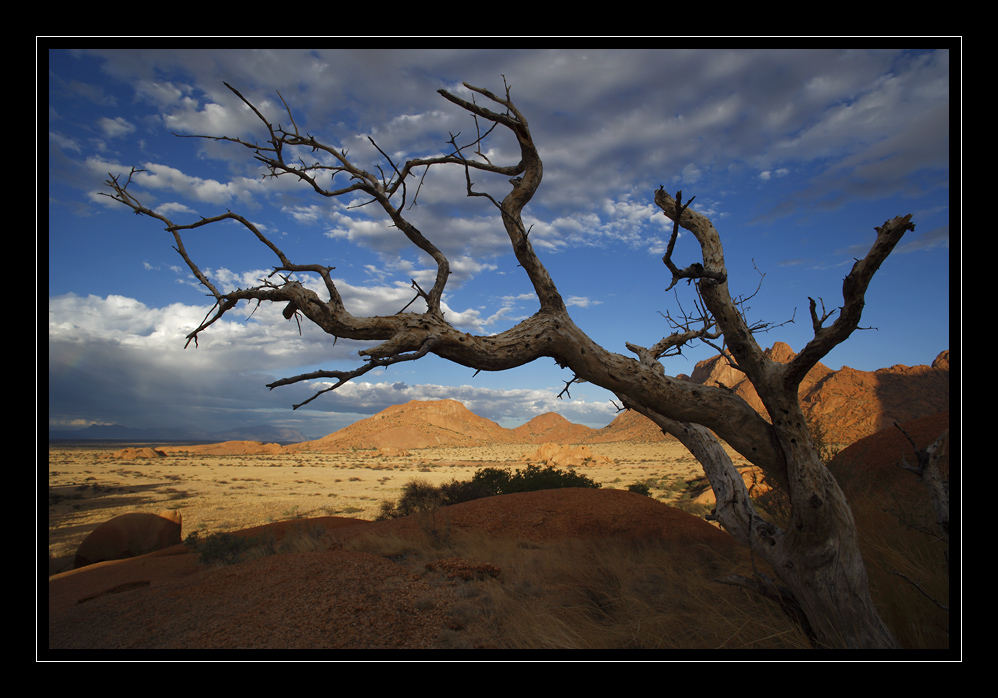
314,379 -> 618,427
154,201 -> 196,216
50,131 -> 82,153
48,291 -> 354,371
133,163 -> 237,205
566,296 -> 601,309
47,290 -> 617,434
161,93 -> 264,139
520,196 -> 672,254
282,204 -> 324,225
98,116 -> 136,138
758,168 -> 790,181
133,79 -> 190,108
47,290 -> 375,431
679,163 -> 703,184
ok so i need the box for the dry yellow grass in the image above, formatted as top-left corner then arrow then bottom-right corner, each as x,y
47,440 -> 744,572
46,437 -> 950,650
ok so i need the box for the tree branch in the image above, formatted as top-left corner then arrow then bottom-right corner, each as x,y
786,215 -> 915,387
268,336 -> 441,409
660,190 -> 727,290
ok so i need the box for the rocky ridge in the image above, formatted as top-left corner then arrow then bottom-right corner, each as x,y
687,343 -> 950,447
285,399 -> 520,452
511,411 -> 594,444
116,345 -> 949,459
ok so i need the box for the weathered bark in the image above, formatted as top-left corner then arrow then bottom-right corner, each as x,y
896,424 -> 951,566
620,398 -> 896,648
647,189 -> 912,648
103,80 -> 916,648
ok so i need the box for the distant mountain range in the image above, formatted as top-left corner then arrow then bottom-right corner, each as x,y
48,422 -> 307,445
282,341 -> 949,454
51,343 -> 949,451
284,399 -> 619,453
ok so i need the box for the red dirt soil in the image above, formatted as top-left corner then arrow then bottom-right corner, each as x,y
47,488 -> 734,651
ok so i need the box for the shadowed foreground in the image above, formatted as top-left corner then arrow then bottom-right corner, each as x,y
48,488 -> 786,651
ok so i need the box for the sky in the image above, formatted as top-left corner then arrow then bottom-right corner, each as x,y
45,45 -> 954,440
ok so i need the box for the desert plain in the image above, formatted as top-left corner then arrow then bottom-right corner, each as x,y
47,439 -> 739,575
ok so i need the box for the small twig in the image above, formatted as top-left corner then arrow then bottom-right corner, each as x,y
557,375 -> 586,400
269,336 -> 441,409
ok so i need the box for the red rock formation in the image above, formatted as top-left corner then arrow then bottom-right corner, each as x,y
693,465 -> 771,505
799,354 -> 949,447
687,341 -> 832,416
159,441 -> 284,456
74,511 -> 183,569
522,442 -> 613,467
102,447 -> 167,459
827,411 -> 950,509
158,346 -> 948,455
583,408 -> 675,444
287,399 -> 519,452
511,412 -> 594,444
49,490 -> 740,650
685,343 -> 949,448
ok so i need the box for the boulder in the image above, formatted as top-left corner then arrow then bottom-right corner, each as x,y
74,511 -> 183,569
693,465 -> 771,505
102,447 -> 167,459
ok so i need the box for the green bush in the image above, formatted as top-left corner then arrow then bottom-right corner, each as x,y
503,464 -> 601,494
626,481 -> 652,496
438,478 -> 495,505
470,467 -> 513,495
376,464 -> 601,520
376,478 -> 440,520
472,463 -> 601,495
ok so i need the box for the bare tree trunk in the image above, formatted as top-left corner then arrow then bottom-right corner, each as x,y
643,189 -> 912,648
625,399 -> 897,648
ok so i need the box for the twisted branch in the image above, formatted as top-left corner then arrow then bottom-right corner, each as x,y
268,337 -> 441,409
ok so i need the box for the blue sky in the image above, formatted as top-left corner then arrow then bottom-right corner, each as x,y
46,46 -> 953,439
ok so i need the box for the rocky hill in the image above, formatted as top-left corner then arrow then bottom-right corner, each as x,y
135,345 -> 948,457
828,410 -> 950,511
510,411 -> 595,444
583,408 -> 675,444
285,399 -> 521,452
687,342 -> 950,447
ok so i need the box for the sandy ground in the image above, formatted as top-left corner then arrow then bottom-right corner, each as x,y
47,440 -> 749,575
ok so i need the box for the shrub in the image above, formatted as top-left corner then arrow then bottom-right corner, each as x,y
438,478 -> 495,506
470,467 -> 513,495
377,465 -> 601,520
503,464 -> 601,494
626,481 -> 652,496
469,463 -> 601,496
376,478 -> 441,520
185,530 -> 273,566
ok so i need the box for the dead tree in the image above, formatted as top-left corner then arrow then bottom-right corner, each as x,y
103,80 -> 915,649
